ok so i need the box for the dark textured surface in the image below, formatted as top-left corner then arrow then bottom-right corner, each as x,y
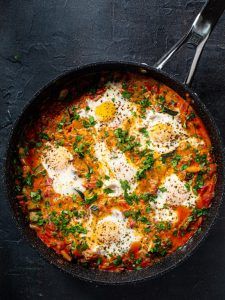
1,0 -> 225,299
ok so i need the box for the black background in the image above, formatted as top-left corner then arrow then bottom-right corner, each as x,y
1,0 -> 225,299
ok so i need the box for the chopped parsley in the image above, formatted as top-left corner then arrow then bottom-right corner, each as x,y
50,210 -> 87,236
150,236 -> 172,256
96,179 -> 103,188
96,257 -> 102,265
138,216 -> 150,224
77,242 -> 89,252
76,135 -> 82,142
120,181 -> 139,205
70,106 -> 80,121
184,182 -> 191,191
120,180 -> 130,192
85,166 -> 93,180
187,207 -> 208,225
181,164 -> 188,170
193,173 -> 204,194
73,142 -> 90,158
171,154 -> 182,168
155,222 -> 171,232
193,207 -> 208,217
103,188 -> 114,194
158,186 -> 167,193
136,152 -> 155,180
30,190 -> 42,203
195,153 -> 208,166
139,98 -> 151,108
131,110 -> 137,117
124,209 -> 150,224
186,112 -> 196,121
140,193 -> 157,203
39,132 -> 50,140
114,128 -> 140,152
57,118 -> 66,132
139,127 -> 149,138
82,116 -> 96,128
113,256 -> 122,266
65,224 -> 87,235
121,90 -> 132,99
158,95 -> 166,104
23,173 -> 34,187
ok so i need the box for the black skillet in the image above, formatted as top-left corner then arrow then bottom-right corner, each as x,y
4,0 -> 225,284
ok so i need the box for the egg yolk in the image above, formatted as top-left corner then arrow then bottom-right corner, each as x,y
150,123 -> 174,144
95,101 -> 116,121
95,220 -> 120,244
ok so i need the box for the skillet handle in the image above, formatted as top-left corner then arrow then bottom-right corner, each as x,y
154,0 -> 225,86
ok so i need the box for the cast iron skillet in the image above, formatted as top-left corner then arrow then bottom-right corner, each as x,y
4,0 -> 225,284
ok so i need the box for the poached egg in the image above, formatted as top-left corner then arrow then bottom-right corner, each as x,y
41,143 -> 85,195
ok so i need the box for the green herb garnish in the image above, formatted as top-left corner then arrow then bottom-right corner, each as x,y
113,256 -> 122,266
103,188 -> 114,194
30,190 -> 42,203
82,116 -> 96,128
136,152 -> 155,180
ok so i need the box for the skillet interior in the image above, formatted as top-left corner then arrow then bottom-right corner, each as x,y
4,62 -> 225,284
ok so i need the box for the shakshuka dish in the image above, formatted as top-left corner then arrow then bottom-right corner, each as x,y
15,72 -> 217,271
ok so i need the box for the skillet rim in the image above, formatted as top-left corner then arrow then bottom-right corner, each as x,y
4,60 -> 225,285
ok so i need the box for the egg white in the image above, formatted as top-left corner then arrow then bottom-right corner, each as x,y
94,141 -> 137,196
